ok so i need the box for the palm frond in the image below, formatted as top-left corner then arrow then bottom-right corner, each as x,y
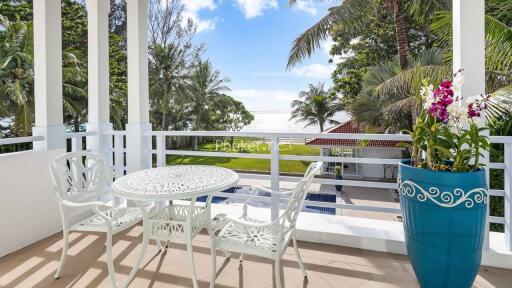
432,12 -> 512,78
488,85 -> 512,124
287,0 -> 374,68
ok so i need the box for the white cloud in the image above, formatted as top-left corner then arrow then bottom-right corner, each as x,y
292,0 -> 317,16
235,0 -> 278,19
291,63 -> 334,78
182,0 -> 217,32
231,88 -> 298,111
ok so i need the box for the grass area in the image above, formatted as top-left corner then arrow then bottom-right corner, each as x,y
166,138 -> 320,173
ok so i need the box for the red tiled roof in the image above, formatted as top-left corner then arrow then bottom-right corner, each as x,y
306,121 -> 405,148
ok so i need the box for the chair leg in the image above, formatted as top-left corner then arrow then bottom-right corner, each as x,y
209,245 -> 216,288
122,211 -> 150,288
293,235 -> 307,278
274,258 -> 282,288
54,226 -> 69,279
186,238 -> 199,288
105,229 -> 118,288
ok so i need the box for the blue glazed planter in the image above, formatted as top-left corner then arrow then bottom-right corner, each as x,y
398,160 -> 488,288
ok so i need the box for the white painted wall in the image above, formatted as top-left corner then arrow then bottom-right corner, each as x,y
0,150 -> 64,257
360,148 -> 402,179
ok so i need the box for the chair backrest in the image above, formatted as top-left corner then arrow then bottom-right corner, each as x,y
49,151 -> 112,204
280,161 -> 323,235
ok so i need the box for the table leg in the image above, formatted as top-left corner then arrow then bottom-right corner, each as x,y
186,199 -> 199,288
122,203 -> 150,288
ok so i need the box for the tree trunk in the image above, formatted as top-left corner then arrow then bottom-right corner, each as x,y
391,0 -> 415,125
192,113 -> 201,150
319,121 -> 324,132
161,111 -> 167,131
192,136 -> 198,150
392,0 -> 410,70
74,115 -> 80,132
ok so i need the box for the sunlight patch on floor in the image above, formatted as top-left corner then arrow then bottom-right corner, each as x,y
67,234 -> 100,256
0,256 -> 45,286
44,232 -> 83,253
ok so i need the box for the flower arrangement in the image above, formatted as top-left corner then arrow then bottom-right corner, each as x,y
408,71 -> 490,172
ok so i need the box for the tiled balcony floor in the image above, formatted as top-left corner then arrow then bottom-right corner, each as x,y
1,224 -> 511,288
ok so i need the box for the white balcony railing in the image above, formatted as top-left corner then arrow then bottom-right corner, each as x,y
0,130 -> 511,255
100,130 -> 512,253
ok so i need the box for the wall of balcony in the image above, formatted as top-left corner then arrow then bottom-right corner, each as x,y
0,133 -> 95,257
0,147 -> 63,256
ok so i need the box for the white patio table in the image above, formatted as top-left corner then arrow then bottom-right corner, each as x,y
112,165 -> 239,288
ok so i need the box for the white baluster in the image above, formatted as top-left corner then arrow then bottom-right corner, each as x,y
71,136 -> 81,152
156,134 -> 166,167
114,134 -> 124,177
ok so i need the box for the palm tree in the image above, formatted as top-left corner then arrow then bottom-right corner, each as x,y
0,16 -> 34,136
149,43 -> 194,131
287,0 -> 449,70
0,16 -> 87,136
187,60 -> 230,150
350,11 -> 512,131
349,48 -> 450,132
430,12 -> 512,118
290,83 -> 340,132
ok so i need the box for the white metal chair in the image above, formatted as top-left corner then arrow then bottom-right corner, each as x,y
209,162 -> 323,288
49,151 -> 143,288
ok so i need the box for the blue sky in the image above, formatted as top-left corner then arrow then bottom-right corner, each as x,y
181,0 -> 337,112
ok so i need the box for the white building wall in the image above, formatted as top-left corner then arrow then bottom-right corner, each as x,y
360,148 -> 403,179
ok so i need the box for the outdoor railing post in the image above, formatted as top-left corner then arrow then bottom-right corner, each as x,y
156,134 -> 165,168
505,143 -> 512,251
71,136 -> 81,152
114,134 -> 124,178
270,136 -> 280,221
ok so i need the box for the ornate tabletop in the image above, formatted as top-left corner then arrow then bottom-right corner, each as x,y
112,165 -> 239,201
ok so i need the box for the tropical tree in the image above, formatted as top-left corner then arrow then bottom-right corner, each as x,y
148,0 -> 203,131
287,0 -> 449,70
430,11 -> 512,119
0,15 -> 33,136
208,94 -> 254,145
290,83 -> 341,132
0,15 -> 87,136
150,43 -> 194,130
350,10 -> 512,132
187,60 -> 231,150
348,48 -> 449,132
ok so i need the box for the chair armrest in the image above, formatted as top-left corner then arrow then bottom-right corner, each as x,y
60,199 -> 109,209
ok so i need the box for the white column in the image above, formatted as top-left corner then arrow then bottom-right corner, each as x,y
453,0 -> 486,95
126,0 -> 151,172
453,0 -> 488,248
32,0 -> 66,151
505,143 -> 512,251
86,0 -> 113,161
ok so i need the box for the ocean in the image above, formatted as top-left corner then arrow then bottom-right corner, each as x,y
241,111 -> 351,133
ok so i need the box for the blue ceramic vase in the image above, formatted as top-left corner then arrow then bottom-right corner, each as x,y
398,160 -> 488,288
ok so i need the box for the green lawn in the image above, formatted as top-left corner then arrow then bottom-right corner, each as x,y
166,139 -> 320,173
